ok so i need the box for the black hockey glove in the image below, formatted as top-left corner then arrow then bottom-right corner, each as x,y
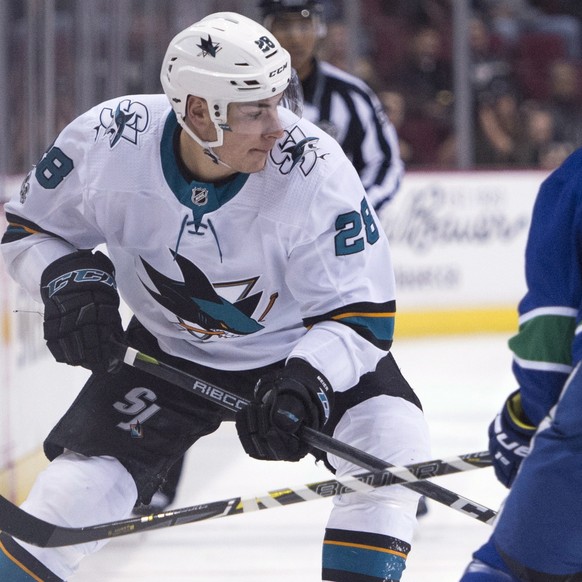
40,250 -> 124,373
488,390 -> 536,488
235,358 -> 333,462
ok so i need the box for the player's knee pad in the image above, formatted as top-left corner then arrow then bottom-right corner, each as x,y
326,395 -> 430,542
23,451 -> 137,521
328,395 -> 431,478
322,528 -> 409,582
0,533 -> 64,581
16,451 -> 137,579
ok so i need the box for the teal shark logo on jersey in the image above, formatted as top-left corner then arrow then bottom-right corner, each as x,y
282,137 -> 321,171
97,99 -> 149,148
270,126 -> 327,176
139,251 -> 265,339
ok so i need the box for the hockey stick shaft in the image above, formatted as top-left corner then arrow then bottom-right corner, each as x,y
0,450 -> 492,547
120,345 -> 496,523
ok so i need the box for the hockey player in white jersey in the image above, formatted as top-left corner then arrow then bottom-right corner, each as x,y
0,12 -> 430,581
148,0 -> 409,516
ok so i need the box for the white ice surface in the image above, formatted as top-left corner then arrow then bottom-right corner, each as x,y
67,333 -> 514,581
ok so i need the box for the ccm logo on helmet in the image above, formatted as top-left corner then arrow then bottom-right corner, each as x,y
269,62 -> 288,77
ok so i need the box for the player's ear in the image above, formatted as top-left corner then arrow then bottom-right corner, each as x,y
185,96 -> 216,142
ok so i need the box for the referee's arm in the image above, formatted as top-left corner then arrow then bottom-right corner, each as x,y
347,89 -> 404,212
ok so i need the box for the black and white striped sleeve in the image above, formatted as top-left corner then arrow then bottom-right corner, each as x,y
315,62 -> 404,211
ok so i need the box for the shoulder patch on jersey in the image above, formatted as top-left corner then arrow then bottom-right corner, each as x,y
19,169 -> 32,203
270,126 -> 328,176
95,99 -> 150,148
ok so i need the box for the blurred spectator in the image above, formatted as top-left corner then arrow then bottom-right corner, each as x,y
318,21 -> 350,71
545,59 -> 582,148
475,0 -> 581,58
468,13 -> 521,167
371,0 -> 452,30
317,19 -> 384,92
516,100 -> 573,167
474,82 -> 523,166
531,0 -> 582,21
378,90 -> 413,164
388,24 -> 454,165
469,14 -> 514,99
391,25 -> 454,125
537,141 -> 575,169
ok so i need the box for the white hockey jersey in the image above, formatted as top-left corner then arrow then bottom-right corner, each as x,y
2,94 -> 396,391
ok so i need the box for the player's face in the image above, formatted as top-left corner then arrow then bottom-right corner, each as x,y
269,14 -> 318,78
215,94 -> 286,173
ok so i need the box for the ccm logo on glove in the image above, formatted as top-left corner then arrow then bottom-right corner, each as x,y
45,267 -> 116,298
40,250 -> 124,374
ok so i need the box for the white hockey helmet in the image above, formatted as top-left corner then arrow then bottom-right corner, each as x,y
161,12 -> 299,148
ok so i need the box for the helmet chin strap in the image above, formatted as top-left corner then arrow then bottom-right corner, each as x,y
180,118 -> 233,170
202,146 -> 233,169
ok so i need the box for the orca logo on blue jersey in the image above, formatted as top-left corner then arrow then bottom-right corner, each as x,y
139,250 -> 272,340
97,99 -> 149,148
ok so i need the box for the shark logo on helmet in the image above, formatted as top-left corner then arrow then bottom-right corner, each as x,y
197,35 -> 221,58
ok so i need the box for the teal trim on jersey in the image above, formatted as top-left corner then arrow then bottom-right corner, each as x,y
1,223 -> 31,244
322,543 -> 406,580
0,547 -> 45,581
509,313 -> 575,366
338,314 -> 395,342
2,212 -> 71,246
160,112 -> 249,224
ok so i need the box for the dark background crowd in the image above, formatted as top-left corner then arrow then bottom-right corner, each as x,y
350,0 -> 582,170
4,0 -> 582,178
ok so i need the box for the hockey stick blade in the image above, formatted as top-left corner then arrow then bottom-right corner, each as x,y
0,450 -> 492,547
118,344 -> 497,523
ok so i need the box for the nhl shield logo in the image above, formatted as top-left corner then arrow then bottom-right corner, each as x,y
191,187 -> 209,206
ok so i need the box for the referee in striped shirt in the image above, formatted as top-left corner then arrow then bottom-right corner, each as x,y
259,0 -> 404,211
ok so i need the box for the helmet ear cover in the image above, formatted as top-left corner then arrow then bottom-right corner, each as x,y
161,12 -> 294,147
